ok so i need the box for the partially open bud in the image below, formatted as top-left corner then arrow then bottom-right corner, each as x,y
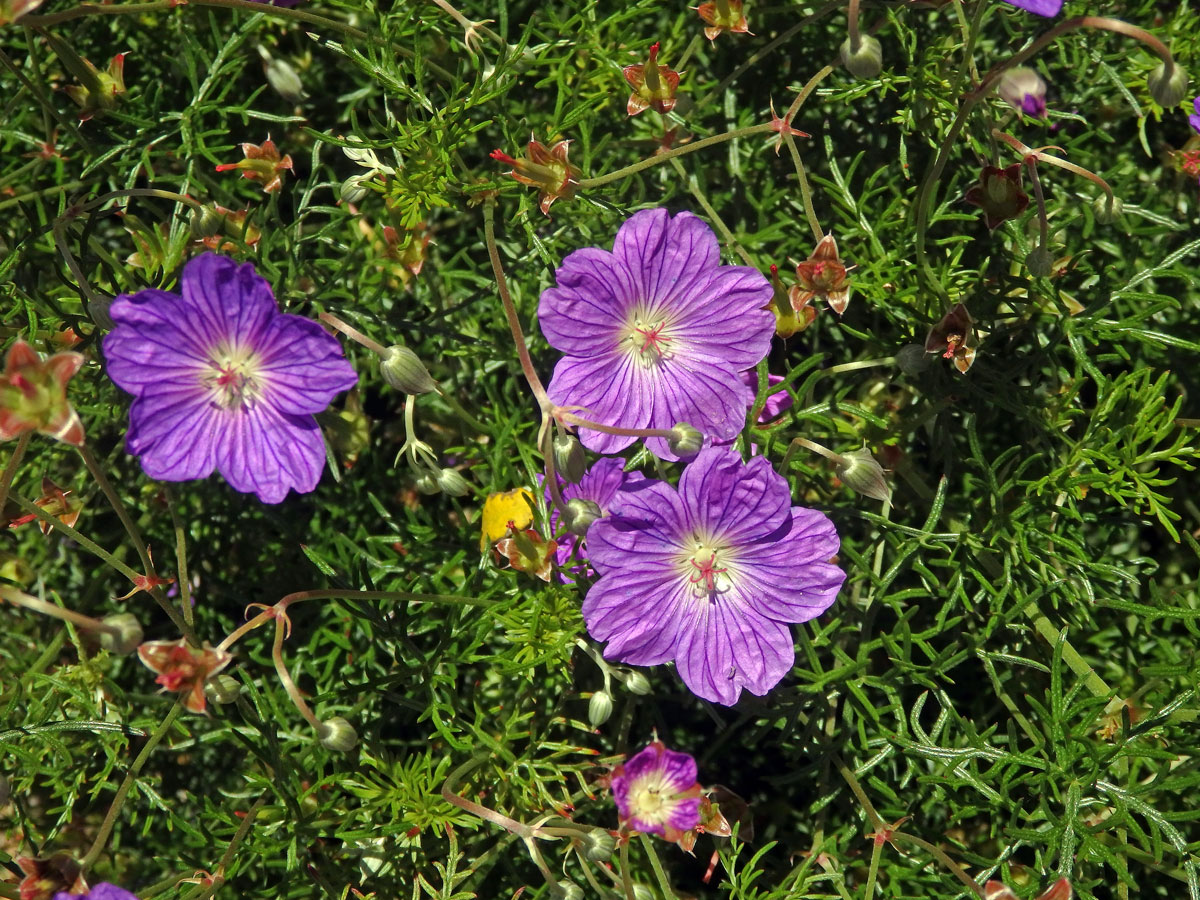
997,66 -> 1047,118
204,674 -> 243,706
839,34 -> 883,80
836,448 -> 891,502
340,174 -> 372,205
436,468 -> 471,497
667,423 -> 704,458
379,345 -> 437,394
317,716 -> 358,752
553,433 -> 587,484
1092,194 -> 1123,224
1147,60 -> 1190,108
1026,246 -> 1054,278
588,690 -> 614,727
563,498 -> 602,536
581,828 -> 616,862
98,612 -> 143,655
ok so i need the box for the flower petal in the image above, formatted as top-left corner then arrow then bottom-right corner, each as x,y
547,353 -> 649,455
999,0 -> 1063,14
124,384 -> 220,483
214,400 -> 327,504
673,601 -> 796,705
677,448 -> 791,542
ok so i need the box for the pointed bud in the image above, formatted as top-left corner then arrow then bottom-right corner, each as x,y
1026,247 -> 1054,278
895,343 -> 931,375
1147,60 -> 1189,108
667,423 -> 704,458
340,174 -> 372,204
1092,194 -> 1123,224
581,828 -> 616,862
379,345 -> 437,394
631,885 -> 656,900
98,612 -> 143,655
564,498 -> 602,537
262,54 -> 307,104
64,53 -> 127,121
317,716 -> 358,752
205,674 -> 243,705
436,468 -> 471,497
839,34 -> 883,79
188,204 -> 225,239
588,690 -> 614,727
620,669 -> 652,695
836,448 -> 891,502
553,433 -> 587,484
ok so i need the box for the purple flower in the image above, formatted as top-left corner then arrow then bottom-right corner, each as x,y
1189,96 -> 1200,134
539,209 -> 774,461
1000,0 -> 1062,14
53,885 -> 140,900
741,371 -> 792,424
583,446 -> 845,705
104,254 -> 358,504
610,741 -> 702,838
547,457 -> 645,572
998,67 -> 1047,118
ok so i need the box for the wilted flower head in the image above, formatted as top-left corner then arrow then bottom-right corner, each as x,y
964,163 -> 1029,230
998,66 -> 1047,117
4,476 -> 82,533
925,303 -> 977,373
16,855 -> 84,900
584,446 -> 844,704
64,54 -> 126,121
490,138 -> 581,216
767,100 -> 809,156
999,0 -> 1062,14
103,254 -> 358,504
623,43 -> 681,116
610,741 -> 702,840
215,137 -> 294,193
792,234 -> 853,316
52,885 -> 142,900
695,0 -> 749,41
540,209 -> 774,460
493,527 -> 558,581
138,638 -> 232,713
0,340 -> 85,446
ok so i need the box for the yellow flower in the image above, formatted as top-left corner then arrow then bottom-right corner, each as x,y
480,488 -> 534,550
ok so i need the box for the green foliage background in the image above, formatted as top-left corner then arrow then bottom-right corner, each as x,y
1,1 -> 1199,899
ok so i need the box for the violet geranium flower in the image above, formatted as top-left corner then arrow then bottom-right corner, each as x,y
583,446 -> 845,705
1000,0 -> 1063,14
104,254 -> 357,504
53,885 -> 140,900
610,741 -> 702,839
539,209 -> 774,461
547,457 -> 645,574
1189,96 -> 1200,134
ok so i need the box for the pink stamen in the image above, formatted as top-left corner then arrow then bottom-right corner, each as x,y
689,553 -> 726,592
636,322 -> 671,356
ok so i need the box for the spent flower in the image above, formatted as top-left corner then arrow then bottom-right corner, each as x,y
215,137 -> 294,194
998,66 -> 1047,118
64,53 -> 126,121
490,138 -> 581,216
540,209 -> 774,460
103,254 -> 358,504
137,638 -> 232,713
583,446 -> 845,704
0,340 -> 85,446
792,234 -> 853,316
964,163 -> 1029,230
610,741 -> 703,840
623,43 -> 681,116
695,0 -> 749,41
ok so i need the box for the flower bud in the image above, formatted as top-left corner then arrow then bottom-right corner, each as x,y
340,174 -> 372,205
836,448 -> 891,502
188,205 -> 225,239
436,468 -> 471,497
379,345 -> 437,394
563,498 -> 602,537
619,668 -> 652,695
667,423 -> 704,458
1147,60 -> 1190,108
414,471 -> 441,495
631,884 -> 655,900
1026,247 -> 1054,278
581,828 -> 616,862
551,882 -> 583,900
552,433 -> 586,484
204,674 -> 243,705
895,343 -> 930,375
97,612 -> 143,655
1092,194 -> 1123,224
264,56 -> 307,104
317,716 -> 358,752
997,66 -> 1047,118
588,690 -> 614,727
839,34 -> 883,80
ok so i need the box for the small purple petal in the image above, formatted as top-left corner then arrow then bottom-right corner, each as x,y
53,885 -> 141,900
1189,96 -> 1200,134
999,0 -> 1063,15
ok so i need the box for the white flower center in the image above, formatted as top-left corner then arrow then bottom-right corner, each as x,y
621,306 -> 676,368
205,344 -> 262,410
679,536 -> 732,598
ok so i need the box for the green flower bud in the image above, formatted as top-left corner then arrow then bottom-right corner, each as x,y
1092,194 -> 1123,225
379,345 -> 437,394
667,423 -> 704,459
552,433 -> 586,484
895,343 -> 930,376
839,34 -> 883,80
98,612 -> 143,655
588,690 -> 614,727
188,205 -> 225,239
1147,60 -> 1189,108
1026,247 -> 1054,279
264,56 -> 307,104
437,468 -> 471,497
340,174 -> 372,205
414,471 -> 441,495
552,881 -> 584,900
204,674 -> 243,706
836,447 -> 891,502
564,498 -> 602,536
621,669 -> 652,696
581,828 -> 616,862
631,884 -> 655,900
317,716 -> 358,752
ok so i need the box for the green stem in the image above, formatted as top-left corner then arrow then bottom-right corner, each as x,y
0,180 -> 88,213
671,158 -> 756,267
638,833 -> 675,900
892,832 -> 986,899
846,0 -> 862,53
81,699 -> 184,871
863,835 -> 883,900
166,490 -> 193,628
0,432 -> 31,518
577,123 -> 775,191
183,797 -> 267,900
674,33 -> 704,74
0,584 -> 125,642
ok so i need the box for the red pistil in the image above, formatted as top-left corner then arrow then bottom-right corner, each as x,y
689,553 -> 726,592
489,149 -> 519,166
636,322 -> 671,356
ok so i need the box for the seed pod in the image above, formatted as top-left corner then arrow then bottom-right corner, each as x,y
588,690 -> 614,727
581,829 -> 616,862
204,674 -> 243,706
1026,247 -> 1054,279
563,498 -> 602,536
836,448 -> 891,502
1147,60 -> 1189,108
